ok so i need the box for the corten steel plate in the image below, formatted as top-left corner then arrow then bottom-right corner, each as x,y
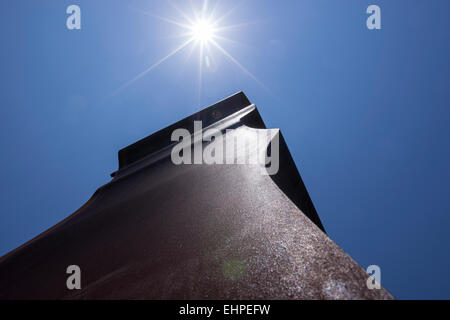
0,92 -> 393,299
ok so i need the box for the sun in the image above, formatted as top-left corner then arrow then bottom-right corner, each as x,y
191,19 -> 215,43
113,1 -> 268,99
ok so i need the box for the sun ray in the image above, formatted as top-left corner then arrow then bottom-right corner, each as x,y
107,1 -> 271,100
189,0 -> 201,22
214,20 -> 266,33
201,0 -> 209,19
208,0 -> 221,21
210,39 -> 270,93
214,0 -> 247,26
212,34 -> 252,50
183,39 -> 197,66
159,32 -> 194,40
168,0 -> 195,25
131,7 -> 191,30
111,38 -> 194,97
198,41 -> 205,105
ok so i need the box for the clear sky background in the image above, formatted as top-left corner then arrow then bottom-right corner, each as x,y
1,0 -> 450,299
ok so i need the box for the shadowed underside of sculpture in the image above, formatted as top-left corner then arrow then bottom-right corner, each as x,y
0,92 -> 393,299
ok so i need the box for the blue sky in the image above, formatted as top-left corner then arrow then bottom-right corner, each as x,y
1,0 -> 450,299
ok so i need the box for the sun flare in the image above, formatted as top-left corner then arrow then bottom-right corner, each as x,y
191,20 -> 215,43
113,1 -> 267,99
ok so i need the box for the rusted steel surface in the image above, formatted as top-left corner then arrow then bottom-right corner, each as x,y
0,92 -> 392,299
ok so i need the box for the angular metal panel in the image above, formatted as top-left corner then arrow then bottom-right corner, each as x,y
0,93 -> 392,299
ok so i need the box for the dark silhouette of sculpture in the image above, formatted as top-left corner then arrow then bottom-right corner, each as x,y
0,92 -> 392,299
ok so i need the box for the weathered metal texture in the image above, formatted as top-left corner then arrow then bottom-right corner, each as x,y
0,92 -> 393,299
